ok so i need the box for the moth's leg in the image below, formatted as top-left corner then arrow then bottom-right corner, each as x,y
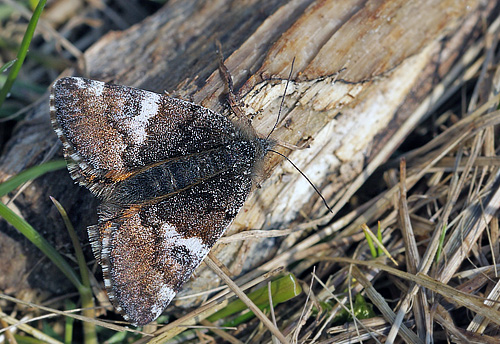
215,40 -> 247,120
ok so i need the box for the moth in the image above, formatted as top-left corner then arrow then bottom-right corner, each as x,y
50,76 -> 273,325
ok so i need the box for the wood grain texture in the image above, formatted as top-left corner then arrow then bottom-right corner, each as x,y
0,0 -> 495,309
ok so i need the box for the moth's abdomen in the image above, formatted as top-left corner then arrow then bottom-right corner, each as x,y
108,140 -> 259,205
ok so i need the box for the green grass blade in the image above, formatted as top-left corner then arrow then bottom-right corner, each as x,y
334,293 -> 376,324
0,0 -> 47,109
50,197 -> 97,344
0,160 -> 67,197
363,225 -> 378,258
435,224 -> 447,263
207,273 -> 302,324
0,201 -> 82,290
64,300 -> 75,344
0,59 -> 17,73
376,221 -> 384,257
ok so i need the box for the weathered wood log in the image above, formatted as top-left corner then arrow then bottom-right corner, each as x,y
0,0 -> 495,315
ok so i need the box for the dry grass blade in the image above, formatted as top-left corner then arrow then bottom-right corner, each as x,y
0,311 -> 62,344
309,272 -> 382,343
326,318 -> 415,344
350,266 -> 423,344
268,281 -> 279,344
218,228 -> 307,243
199,319 -> 243,344
141,266 -> 284,343
397,159 -> 429,341
467,279 -> 500,333
326,258 -> 500,325
360,224 -> 398,265
0,294 -> 146,335
384,108 -> 500,342
204,255 -> 290,344
437,168 -> 500,281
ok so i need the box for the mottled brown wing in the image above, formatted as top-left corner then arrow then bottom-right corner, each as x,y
50,77 -> 242,199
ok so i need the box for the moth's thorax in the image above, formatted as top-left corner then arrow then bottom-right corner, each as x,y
106,138 -> 269,206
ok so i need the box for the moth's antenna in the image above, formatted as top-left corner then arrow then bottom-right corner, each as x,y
215,45 -> 331,213
266,59 -> 332,213
269,149 -> 333,213
266,57 -> 295,140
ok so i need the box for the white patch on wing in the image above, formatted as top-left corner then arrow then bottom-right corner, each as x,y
73,77 -> 87,89
70,152 -> 82,163
151,285 -> 175,320
160,223 -> 209,261
90,80 -> 105,96
124,92 -> 161,145
71,77 -> 105,97
101,236 -> 110,257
